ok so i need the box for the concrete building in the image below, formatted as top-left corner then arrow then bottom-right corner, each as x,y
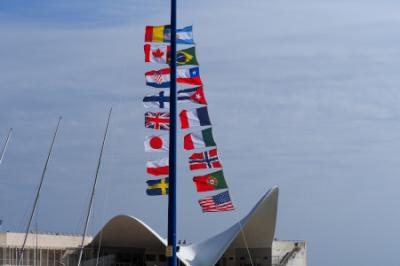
0,187 -> 307,266
0,231 -> 92,265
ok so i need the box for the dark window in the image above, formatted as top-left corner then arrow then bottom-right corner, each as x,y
159,254 -> 166,262
146,254 -> 156,261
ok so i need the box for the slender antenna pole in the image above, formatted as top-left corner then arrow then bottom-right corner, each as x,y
34,221 -> 38,266
17,117 -> 62,266
167,0 -> 178,265
77,107 -> 112,266
0,128 -> 13,165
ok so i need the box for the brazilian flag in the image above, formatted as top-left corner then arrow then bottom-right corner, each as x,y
171,47 -> 198,66
146,177 -> 169,196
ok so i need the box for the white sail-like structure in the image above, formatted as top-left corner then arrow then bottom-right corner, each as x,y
90,187 -> 279,266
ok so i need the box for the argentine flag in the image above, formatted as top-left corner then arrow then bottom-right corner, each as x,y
165,26 -> 194,45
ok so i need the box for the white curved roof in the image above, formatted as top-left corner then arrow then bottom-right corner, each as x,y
90,215 -> 166,250
90,187 -> 279,266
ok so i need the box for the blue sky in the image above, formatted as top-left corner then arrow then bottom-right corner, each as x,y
1,1 -> 400,265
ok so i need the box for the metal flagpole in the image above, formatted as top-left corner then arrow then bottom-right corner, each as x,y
0,128 -> 13,165
167,0 -> 178,265
17,116 -> 62,266
77,107 -> 112,266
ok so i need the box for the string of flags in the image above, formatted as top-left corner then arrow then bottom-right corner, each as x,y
143,25 -> 235,212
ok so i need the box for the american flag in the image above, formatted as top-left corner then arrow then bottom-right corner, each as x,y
198,191 -> 235,212
145,112 -> 170,130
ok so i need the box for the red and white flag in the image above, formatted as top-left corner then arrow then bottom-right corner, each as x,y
146,158 -> 169,176
144,44 -> 170,64
145,68 -> 171,88
144,134 -> 169,152
198,191 -> 235,212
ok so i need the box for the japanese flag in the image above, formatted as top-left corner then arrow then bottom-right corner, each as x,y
144,134 -> 169,152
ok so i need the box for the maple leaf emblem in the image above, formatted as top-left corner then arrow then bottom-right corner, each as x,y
152,48 -> 164,58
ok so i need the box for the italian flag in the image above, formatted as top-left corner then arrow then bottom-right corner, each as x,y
183,128 -> 216,150
192,170 -> 227,192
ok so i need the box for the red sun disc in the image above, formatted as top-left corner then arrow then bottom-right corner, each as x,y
150,136 -> 163,149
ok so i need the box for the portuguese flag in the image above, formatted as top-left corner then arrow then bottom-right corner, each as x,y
184,128 -> 216,150
192,170 -> 227,192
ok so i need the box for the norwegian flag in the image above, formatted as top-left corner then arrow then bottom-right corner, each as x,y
189,148 -> 222,171
145,112 -> 170,130
198,191 -> 235,212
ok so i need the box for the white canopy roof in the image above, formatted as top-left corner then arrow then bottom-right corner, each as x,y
90,187 -> 279,266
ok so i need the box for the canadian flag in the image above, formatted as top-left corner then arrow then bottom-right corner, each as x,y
144,134 -> 169,152
146,158 -> 169,176
144,44 -> 170,64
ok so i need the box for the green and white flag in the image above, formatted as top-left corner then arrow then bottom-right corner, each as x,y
184,128 -> 216,150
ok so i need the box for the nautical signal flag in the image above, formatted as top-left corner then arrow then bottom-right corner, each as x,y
145,25 -> 194,44
180,107 -> 211,129
145,67 -> 202,88
146,158 -> 169,176
146,177 -> 169,196
189,148 -> 222,171
145,44 -> 199,66
193,170 -> 227,192
145,112 -> 170,130
144,134 -> 169,152
178,87 -> 207,105
184,128 -> 216,150
198,191 -> 235,212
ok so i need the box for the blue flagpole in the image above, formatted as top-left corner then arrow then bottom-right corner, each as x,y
167,0 -> 177,265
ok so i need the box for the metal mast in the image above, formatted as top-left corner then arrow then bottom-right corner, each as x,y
0,128 -> 13,165
167,0 -> 178,265
17,117 -> 62,266
77,108 -> 112,266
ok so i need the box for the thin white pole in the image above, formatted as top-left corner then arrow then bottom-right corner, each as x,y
77,108 -> 112,266
0,128 -> 13,165
17,117 -> 62,265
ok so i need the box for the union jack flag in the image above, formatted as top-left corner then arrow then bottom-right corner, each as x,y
188,148 -> 222,171
145,112 -> 170,130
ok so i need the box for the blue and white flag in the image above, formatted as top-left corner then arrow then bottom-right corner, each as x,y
166,26 -> 194,45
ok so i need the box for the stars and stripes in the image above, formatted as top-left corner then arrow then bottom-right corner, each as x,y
145,112 -> 170,130
198,191 -> 235,212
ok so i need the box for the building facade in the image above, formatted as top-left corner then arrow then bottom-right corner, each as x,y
0,188 -> 307,266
